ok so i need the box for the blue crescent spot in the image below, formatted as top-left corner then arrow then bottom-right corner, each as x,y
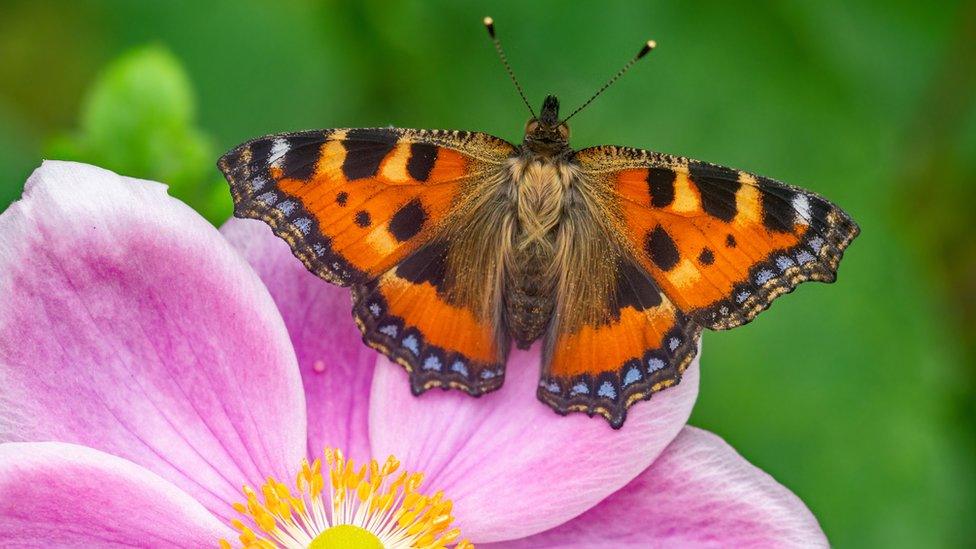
293,217 -> 312,235
422,355 -> 442,371
249,175 -> 268,192
276,200 -> 297,216
255,191 -> 277,206
808,236 -> 825,253
756,269 -> 776,285
647,357 -> 666,372
450,360 -> 468,377
598,381 -> 617,399
775,255 -> 795,271
402,335 -> 420,355
668,336 -> 681,351
571,382 -> 590,395
623,367 -> 642,386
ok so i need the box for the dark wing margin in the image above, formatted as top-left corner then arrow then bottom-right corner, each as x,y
219,129 -> 362,285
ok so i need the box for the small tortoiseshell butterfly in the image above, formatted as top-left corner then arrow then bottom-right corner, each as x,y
218,18 -> 858,428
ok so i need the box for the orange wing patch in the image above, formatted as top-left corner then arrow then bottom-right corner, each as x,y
580,147 -> 859,330
352,240 -> 507,396
539,258 -> 700,428
219,128 -> 514,286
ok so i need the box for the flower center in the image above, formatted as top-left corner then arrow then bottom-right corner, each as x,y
308,525 -> 382,548
220,448 -> 472,549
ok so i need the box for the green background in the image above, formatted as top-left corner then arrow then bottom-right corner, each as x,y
1,1 -> 973,546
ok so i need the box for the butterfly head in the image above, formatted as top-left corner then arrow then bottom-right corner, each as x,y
524,95 -> 571,155
483,17 -> 654,156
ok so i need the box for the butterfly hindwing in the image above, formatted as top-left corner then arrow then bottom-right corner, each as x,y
524,166 -> 701,428
220,128 -> 516,395
575,146 -> 859,330
540,255 -> 701,428
352,239 -> 508,396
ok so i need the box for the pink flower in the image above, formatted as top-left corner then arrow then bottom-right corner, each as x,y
0,162 -> 826,547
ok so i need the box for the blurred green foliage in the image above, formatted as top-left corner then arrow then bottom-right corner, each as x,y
0,1 -> 973,547
46,45 -> 229,222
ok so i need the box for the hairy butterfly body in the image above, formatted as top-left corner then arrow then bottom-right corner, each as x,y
218,20 -> 858,428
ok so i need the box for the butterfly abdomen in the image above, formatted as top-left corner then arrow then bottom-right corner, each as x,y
503,158 -> 574,348
506,248 -> 553,348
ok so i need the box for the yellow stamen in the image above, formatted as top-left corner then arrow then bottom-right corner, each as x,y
220,448 -> 472,549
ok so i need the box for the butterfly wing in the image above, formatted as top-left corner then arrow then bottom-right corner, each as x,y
219,128 -> 517,395
539,253 -> 702,429
531,161 -> 700,428
539,146 -> 858,428
575,145 -> 859,330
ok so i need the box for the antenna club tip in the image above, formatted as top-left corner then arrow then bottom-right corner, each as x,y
483,16 -> 495,36
637,39 -> 657,59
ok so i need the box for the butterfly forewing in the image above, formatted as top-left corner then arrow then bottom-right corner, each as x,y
575,145 -> 859,331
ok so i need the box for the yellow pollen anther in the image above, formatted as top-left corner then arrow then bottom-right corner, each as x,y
220,448 -> 473,549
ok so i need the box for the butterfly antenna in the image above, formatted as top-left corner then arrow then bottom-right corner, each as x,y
562,39 -> 657,123
483,16 -> 536,118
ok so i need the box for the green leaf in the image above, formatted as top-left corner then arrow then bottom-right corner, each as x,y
45,45 -> 229,223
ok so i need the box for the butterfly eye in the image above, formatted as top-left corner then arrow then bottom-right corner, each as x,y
558,124 -> 570,140
525,119 -> 540,135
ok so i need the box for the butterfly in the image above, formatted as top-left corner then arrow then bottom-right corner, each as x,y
218,17 -> 858,428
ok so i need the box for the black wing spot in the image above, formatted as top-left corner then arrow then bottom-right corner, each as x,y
689,162 -> 740,221
646,225 -> 680,271
249,139 -> 273,169
355,210 -> 371,227
336,191 -> 348,206
389,198 -> 427,242
646,168 -> 676,208
725,234 -> 737,248
342,128 -> 398,180
698,248 -> 715,265
281,133 -> 325,181
758,178 -> 797,233
395,240 -> 449,292
406,142 -> 439,182
808,194 -> 832,234
614,258 -> 663,312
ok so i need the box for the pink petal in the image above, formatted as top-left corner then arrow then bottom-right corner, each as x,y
489,426 -> 827,548
0,162 -> 306,522
221,218 -> 374,464
369,344 -> 700,542
0,442 -> 230,547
